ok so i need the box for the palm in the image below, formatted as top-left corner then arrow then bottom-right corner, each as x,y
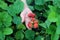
20,0 -> 33,29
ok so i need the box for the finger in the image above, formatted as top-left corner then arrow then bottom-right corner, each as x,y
25,12 -> 33,30
25,17 -> 32,30
20,11 -> 26,22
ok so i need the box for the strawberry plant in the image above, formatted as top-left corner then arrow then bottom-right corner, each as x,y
0,0 -> 60,40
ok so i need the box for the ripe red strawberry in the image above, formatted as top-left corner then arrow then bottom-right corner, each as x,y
34,23 -> 38,28
28,22 -> 32,28
28,13 -> 32,17
28,13 -> 35,18
32,13 -> 35,18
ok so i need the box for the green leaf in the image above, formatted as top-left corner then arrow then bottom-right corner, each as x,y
0,12 -> 12,27
56,16 -> 60,34
45,0 -> 52,2
13,16 -> 21,24
15,30 -> 24,40
35,36 -> 43,40
35,36 -> 41,40
35,0 -> 45,5
3,28 -> 13,35
26,0 -> 33,5
29,6 -> 34,11
0,22 -> 2,28
14,0 -> 24,14
39,23 -> 47,28
6,37 -> 14,40
51,15 -> 60,40
47,5 -> 57,22
17,23 -> 26,30
45,35 -> 51,40
0,0 -> 8,10
7,0 -> 24,16
25,30 -> 35,40
45,20 -> 51,28
7,0 -> 15,3
46,25 -> 56,34
39,20 -> 51,28
53,0 -> 60,8
35,5 -> 44,11
0,31 -> 5,40
51,34 -> 59,40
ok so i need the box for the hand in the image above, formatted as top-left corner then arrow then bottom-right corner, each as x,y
20,0 -> 33,30
20,7 -> 33,30
20,0 -> 39,30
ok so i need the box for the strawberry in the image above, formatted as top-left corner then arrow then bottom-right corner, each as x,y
33,20 -> 38,28
34,20 -> 38,24
34,23 -> 38,28
28,13 -> 35,18
28,13 -> 38,29
28,13 -> 32,17
31,18 -> 35,21
32,13 -> 35,18
28,22 -> 32,28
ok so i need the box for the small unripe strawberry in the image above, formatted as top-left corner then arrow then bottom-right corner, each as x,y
34,23 -> 38,28
28,22 -> 32,28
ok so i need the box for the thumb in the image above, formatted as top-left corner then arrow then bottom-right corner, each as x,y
20,11 -> 26,22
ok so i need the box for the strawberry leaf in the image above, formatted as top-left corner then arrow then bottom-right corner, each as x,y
25,30 -> 35,40
47,5 -> 57,22
35,0 -> 45,5
15,30 -> 24,40
0,12 -> 12,27
3,28 -> 13,35
7,0 -> 24,16
0,0 -> 8,10
13,16 -> 21,24
0,31 -> 5,40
